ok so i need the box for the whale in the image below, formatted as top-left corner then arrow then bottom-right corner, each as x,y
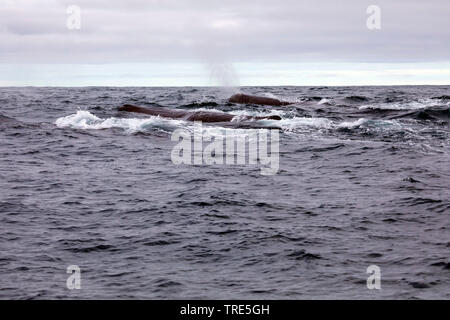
118,104 -> 282,122
228,93 -> 291,106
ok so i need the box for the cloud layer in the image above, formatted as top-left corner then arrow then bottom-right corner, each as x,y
1,0 -> 449,64
1,1 -> 449,85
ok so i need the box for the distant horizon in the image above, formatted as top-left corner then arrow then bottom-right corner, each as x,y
2,61 -> 449,87
2,84 -> 450,88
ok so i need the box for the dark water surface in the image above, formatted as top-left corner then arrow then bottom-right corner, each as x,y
0,86 -> 449,299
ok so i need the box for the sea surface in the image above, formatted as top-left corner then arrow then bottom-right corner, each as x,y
0,86 -> 449,299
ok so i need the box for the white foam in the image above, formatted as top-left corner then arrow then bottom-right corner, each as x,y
55,110 -> 184,132
359,98 -> 446,111
55,110 -> 404,136
198,126 -> 262,141
189,107 -> 224,113
337,118 -> 400,129
55,110 -> 101,128
318,98 -> 331,105
229,109 -> 288,117
271,117 -> 400,131
262,117 -> 333,131
261,92 -> 297,104
337,118 -> 368,129
263,92 -> 280,99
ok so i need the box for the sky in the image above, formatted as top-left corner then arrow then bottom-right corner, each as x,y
0,0 -> 449,86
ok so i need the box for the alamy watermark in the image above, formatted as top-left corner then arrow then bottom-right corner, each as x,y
366,265 -> 381,290
170,122 -> 279,175
66,265 -> 81,289
66,5 -> 81,30
366,5 -> 381,30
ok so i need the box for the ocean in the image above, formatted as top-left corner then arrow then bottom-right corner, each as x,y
0,86 -> 449,299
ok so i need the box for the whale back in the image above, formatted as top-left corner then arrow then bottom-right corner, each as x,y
118,104 -> 282,123
228,93 -> 291,106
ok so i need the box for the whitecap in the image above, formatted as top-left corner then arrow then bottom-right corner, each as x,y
270,117 -> 333,131
318,98 -> 331,105
55,110 -> 184,132
358,98 -> 447,111
337,118 -> 400,129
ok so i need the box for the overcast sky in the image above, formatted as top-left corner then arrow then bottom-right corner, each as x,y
1,0 -> 449,86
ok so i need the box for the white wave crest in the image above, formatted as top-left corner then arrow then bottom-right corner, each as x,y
263,92 -> 280,99
337,118 -> 400,129
318,98 -> 332,105
359,98 -> 447,111
189,107 -> 224,113
55,111 -> 404,135
55,110 -> 184,132
229,109 -> 288,117
259,117 -> 333,131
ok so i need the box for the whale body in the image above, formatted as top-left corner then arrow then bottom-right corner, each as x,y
228,93 -> 291,106
118,104 -> 281,122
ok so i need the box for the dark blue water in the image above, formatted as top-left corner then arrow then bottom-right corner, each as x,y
0,86 -> 449,299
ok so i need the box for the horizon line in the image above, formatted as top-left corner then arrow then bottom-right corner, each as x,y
1,84 -> 449,88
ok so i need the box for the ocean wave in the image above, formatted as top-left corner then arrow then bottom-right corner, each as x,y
55,110 -> 184,132
262,92 -> 281,100
0,114 -> 18,123
54,110 -> 283,136
337,118 -> 400,129
317,98 -> 332,105
359,98 -> 448,111
261,92 -> 301,104
432,95 -> 450,100
54,110 -> 417,136
229,109 -> 289,118
260,116 -> 402,132
345,96 -> 369,102
389,108 -> 449,121
184,107 -> 225,114
259,117 -> 333,131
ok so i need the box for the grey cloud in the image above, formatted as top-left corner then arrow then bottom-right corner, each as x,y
0,0 -> 449,64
